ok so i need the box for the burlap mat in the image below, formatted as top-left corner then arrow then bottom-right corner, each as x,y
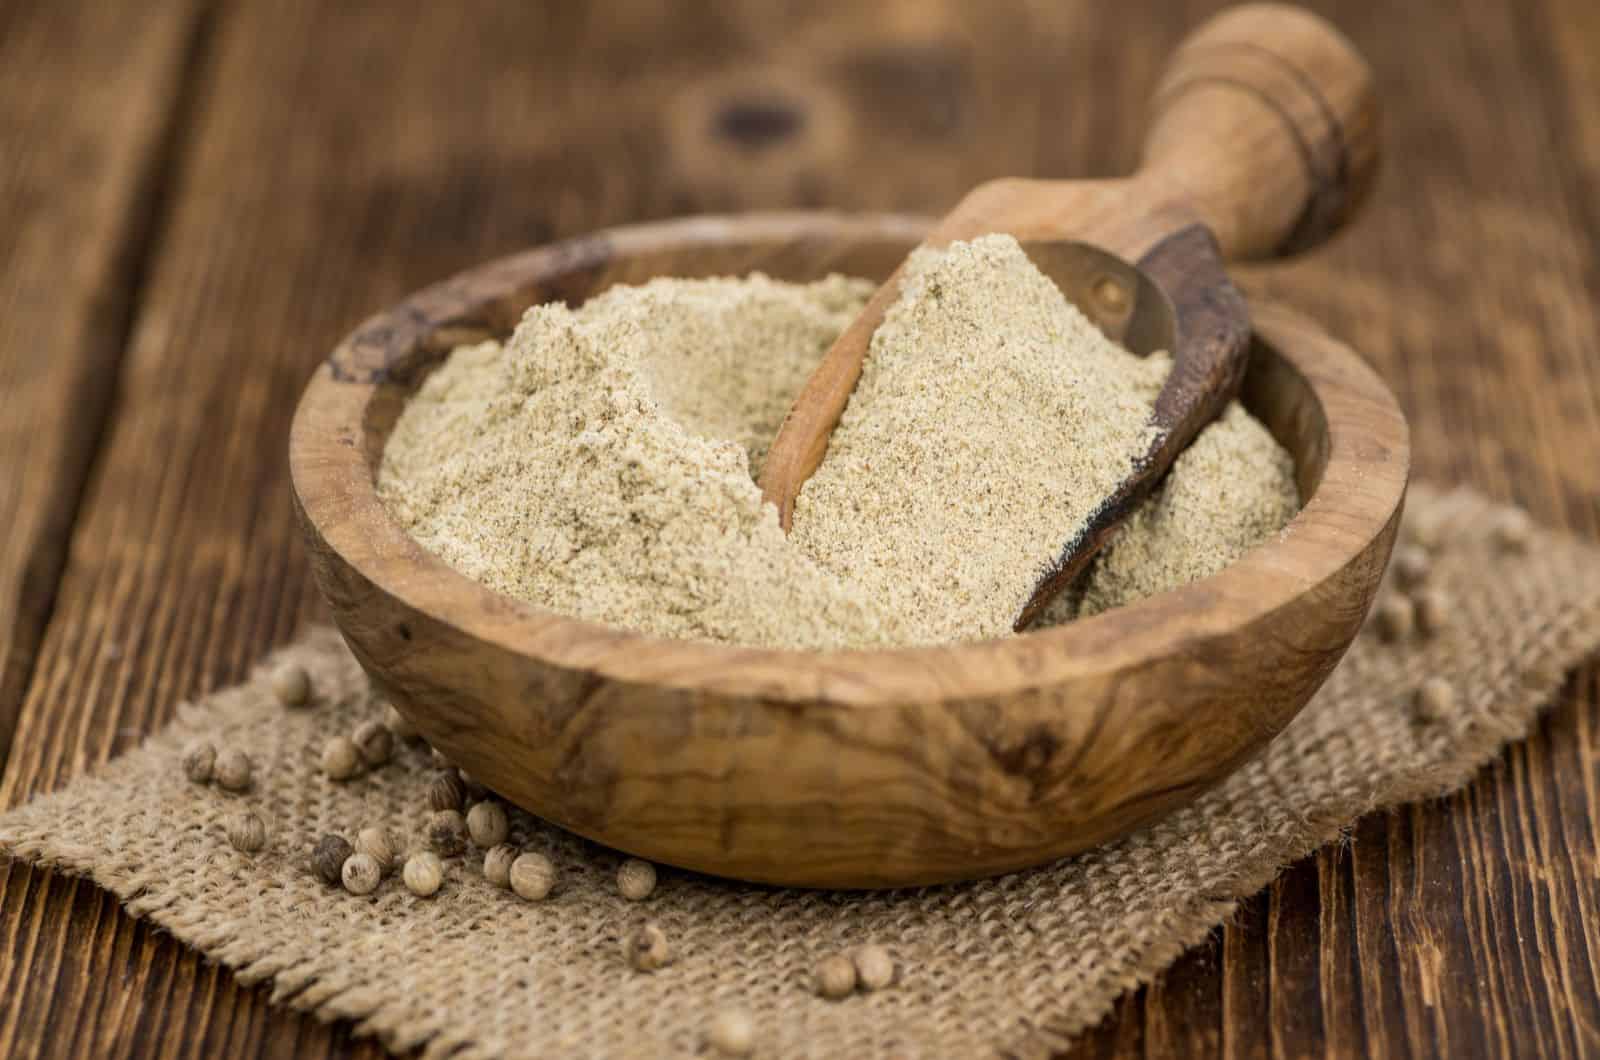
3,484 -> 1598,1058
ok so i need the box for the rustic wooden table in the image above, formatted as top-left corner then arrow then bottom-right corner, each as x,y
3,0 -> 1597,1055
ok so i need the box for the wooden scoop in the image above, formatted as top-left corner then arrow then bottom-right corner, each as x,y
759,3 -> 1379,630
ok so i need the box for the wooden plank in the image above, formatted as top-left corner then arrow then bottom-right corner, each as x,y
2,0 -> 1599,1055
0,0 -> 209,764
1122,0 -> 1600,1053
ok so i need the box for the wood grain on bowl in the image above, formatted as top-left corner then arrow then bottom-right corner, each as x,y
290,213 -> 1408,888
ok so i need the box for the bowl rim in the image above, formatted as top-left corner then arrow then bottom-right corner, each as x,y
290,211 -> 1409,706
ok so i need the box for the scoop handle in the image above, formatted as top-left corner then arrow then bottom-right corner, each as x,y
1139,4 -> 1380,261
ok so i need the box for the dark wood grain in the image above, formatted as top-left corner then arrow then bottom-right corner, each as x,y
0,0 -> 1598,1055
0,0 -> 210,765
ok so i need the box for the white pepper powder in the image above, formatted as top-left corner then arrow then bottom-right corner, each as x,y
380,241 -> 1299,649
792,235 -> 1171,642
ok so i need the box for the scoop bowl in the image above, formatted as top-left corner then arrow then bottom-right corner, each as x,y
290,212 -> 1408,888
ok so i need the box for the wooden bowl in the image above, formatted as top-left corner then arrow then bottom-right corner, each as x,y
290,213 -> 1408,888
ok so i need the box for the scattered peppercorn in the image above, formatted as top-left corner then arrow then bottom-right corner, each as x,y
181,739 -> 216,785
1413,677 -> 1455,722
352,719 -> 394,768
270,661 -> 311,707
1414,589 -> 1450,636
322,736 -> 363,781
342,851 -> 382,895
355,825 -> 397,875
466,801 -> 509,848
623,922 -> 672,972
226,809 -> 267,853
1392,545 -> 1430,590
1406,509 -> 1443,549
311,834 -> 353,886
852,944 -> 895,991
814,953 -> 857,999
427,810 -> 468,856
483,843 -> 517,888
509,852 -> 555,901
1494,508 -> 1532,553
214,748 -> 253,791
707,1009 -> 755,1057
404,851 -> 444,897
1376,594 -> 1415,642
383,702 -> 417,742
616,858 -> 657,901
427,771 -> 465,813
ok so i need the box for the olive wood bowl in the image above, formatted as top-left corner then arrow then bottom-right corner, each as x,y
290,212 -> 1409,888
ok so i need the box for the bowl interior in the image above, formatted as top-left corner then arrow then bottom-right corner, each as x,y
354,221 -> 1327,535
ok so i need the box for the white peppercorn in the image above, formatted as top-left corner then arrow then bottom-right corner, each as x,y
226,809 -> 267,853
181,739 -> 215,784
1376,594 -> 1415,643
427,771 -> 465,813
270,661 -> 310,707
342,851 -> 382,895
1413,677 -> 1455,722
483,843 -> 518,888
509,852 -> 555,901
616,858 -> 656,901
1494,508 -> 1532,553
1392,545 -> 1430,590
814,953 -> 857,999
466,801 -> 509,848
352,719 -> 394,768
404,851 -> 444,897
214,748 -> 253,791
311,834 -> 353,886
321,735 -> 363,781
852,944 -> 895,991
355,825 -> 397,875
707,1008 -> 754,1057
1414,589 -> 1450,636
427,810 -> 468,856
1406,509 -> 1444,549
623,922 -> 672,972
383,702 -> 417,742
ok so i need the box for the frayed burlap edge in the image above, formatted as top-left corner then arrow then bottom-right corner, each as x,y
0,484 -> 1597,1059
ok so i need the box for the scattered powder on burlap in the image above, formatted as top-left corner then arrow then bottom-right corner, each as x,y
380,235 -> 1299,648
